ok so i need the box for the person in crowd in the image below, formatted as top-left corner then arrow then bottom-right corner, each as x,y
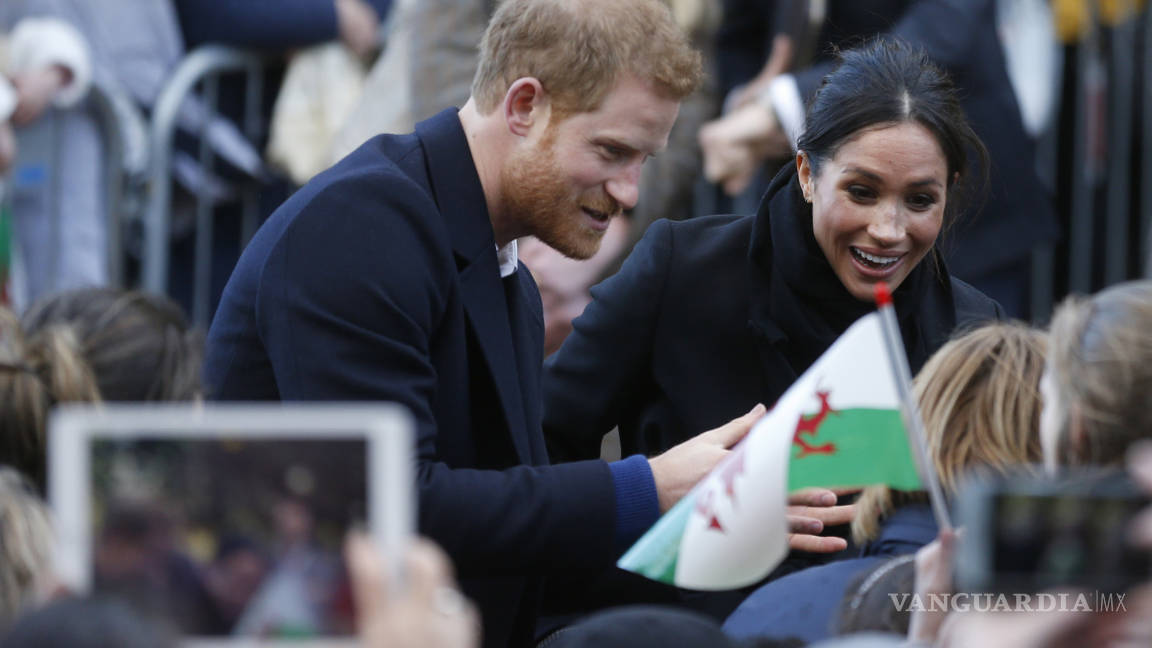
1040,280 -> 1152,473
230,497 -> 342,636
201,536 -> 270,634
0,8 -> 95,308
173,0 -> 391,57
92,501 -> 220,635
204,1 -> 848,644
0,287 -> 201,490
906,281 -> 1152,647
0,467 -> 55,631
698,0 -> 1057,318
722,322 -> 1046,643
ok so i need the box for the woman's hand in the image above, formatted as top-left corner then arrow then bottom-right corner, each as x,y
909,528 -> 957,643
786,487 -> 856,553
346,533 -> 481,648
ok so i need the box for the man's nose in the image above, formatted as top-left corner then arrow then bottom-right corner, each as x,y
605,163 -> 642,210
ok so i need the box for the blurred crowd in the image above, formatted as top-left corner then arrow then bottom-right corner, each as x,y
1,0 -> 1152,647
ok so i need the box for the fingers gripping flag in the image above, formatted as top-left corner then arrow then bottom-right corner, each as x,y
618,311 -> 924,590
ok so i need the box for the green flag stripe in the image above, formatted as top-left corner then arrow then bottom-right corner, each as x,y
616,490 -> 696,584
788,408 -> 922,491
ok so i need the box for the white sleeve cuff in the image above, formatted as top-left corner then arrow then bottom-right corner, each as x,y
8,17 -> 92,108
0,77 -> 16,122
764,74 -> 804,150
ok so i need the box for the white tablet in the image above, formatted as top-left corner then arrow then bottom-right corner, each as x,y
48,403 -> 412,645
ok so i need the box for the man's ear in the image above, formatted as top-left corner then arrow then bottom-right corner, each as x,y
503,77 -> 549,138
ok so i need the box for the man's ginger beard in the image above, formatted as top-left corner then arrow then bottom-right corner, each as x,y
500,125 -> 622,260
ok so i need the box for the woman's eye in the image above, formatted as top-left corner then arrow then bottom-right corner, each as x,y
906,194 -> 938,210
847,185 -> 875,201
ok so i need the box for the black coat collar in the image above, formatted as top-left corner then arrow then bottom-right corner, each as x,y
415,109 -> 542,464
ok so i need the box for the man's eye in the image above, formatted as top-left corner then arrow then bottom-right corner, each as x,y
601,145 -> 627,159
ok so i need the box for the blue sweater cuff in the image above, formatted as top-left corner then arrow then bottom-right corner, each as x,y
609,454 -> 660,552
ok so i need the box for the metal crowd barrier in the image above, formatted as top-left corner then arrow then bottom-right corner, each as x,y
88,79 -> 149,288
141,45 -> 267,327
1144,4 -> 1152,279
1064,2 -> 1152,298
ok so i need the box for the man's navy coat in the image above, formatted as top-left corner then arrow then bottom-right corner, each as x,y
205,109 -> 619,647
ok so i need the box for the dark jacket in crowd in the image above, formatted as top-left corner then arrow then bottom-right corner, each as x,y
722,505 -> 937,643
173,0 -> 393,50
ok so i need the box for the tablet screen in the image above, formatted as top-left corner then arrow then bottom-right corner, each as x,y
49,404 -> 412,644
91,437 -> 366,637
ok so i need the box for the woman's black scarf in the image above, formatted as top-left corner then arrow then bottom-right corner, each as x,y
748,164 -> 957,378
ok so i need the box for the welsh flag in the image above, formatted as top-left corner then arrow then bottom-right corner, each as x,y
618,311 -> 924,590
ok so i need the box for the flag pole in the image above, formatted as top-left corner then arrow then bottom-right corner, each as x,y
873,282 -> 952,530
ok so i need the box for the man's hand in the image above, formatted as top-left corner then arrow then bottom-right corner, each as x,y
10,65 -> 70,126
335,0 -> 381,59
786,487 -> 856,553
648,404 -> 766,512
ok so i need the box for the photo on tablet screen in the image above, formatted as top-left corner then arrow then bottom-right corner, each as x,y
92,438 -> 365,636
49,405 -> 412,643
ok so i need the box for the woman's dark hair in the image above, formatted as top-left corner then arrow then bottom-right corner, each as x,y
797,38 -> 989,225
0,288 -> 201,490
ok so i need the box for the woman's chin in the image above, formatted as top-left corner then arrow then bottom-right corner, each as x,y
842,274 -> 907,303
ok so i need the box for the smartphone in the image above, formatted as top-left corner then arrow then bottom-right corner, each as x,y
953,467 -> 1151,595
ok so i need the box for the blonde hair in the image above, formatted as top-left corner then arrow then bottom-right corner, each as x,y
0,308 -> 101,489
471,0 -> 702,116
1047,280 -> 1152,468
0,289 -> 202,490
852,323 -> 1047,543
0,468 -> 54,629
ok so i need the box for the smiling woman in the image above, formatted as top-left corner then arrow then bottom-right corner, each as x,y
540,38 -> 1005,620
801,122 -> 947,302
